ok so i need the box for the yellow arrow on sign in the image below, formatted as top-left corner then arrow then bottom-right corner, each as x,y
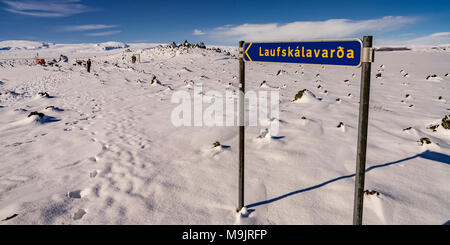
244,42 -> 252,61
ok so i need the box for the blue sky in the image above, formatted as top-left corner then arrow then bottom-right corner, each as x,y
0,0 -> 449,45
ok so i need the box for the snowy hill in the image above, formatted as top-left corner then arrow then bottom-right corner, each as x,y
0,40 -> 449,225
0,40 -> 55,51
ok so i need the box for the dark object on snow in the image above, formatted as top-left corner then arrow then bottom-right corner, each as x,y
131,55 -> 136,64
438,96 -> 443,100
151,75 -> 160,85
337,122 -> 344,128
374,47 -> 411,51
28,111 -> 44,118
427,124 -> 439,132
213,141 -> 221,148
293,89 -> 307,101
336,98 -> 341,102
87,59 -> 91,73
442,115 -> 450,129
375,73 -> 382,78
419,137 -> 431,145
403,127 -> 412,131
364,190 -> 380,196
301,116 -> 307,120
2,213 -> 18,221
38,92 -> 50,97
426,74 -> 438,80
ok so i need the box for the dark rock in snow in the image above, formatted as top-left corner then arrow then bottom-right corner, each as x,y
293,89 -> 307,101
419,137 -> 431,145
38,92 -> 50,97
427,124 -> 439,132
213,141 -> 221,148
28,111 -> 45,118
375,73 -> 382,78
364,190 -> 380,196
426,74 -> 438,80
442,115 -> 450,129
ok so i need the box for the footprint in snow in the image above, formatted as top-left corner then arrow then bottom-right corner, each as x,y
73,209 -> 86,220
68,190 -> 82,199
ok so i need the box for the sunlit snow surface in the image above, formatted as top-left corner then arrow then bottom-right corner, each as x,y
0,41 -> 449,224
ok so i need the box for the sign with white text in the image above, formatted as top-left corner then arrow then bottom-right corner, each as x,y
243,39 -> 362,67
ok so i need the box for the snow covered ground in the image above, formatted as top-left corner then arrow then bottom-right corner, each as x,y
0,41 -> 449,224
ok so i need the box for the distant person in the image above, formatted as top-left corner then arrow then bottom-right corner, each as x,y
87,58 -> 91,73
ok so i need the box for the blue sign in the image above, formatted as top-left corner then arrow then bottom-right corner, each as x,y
243,39 -> 362,67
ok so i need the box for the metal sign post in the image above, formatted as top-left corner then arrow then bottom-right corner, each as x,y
236,37 -> 374,224
353,35 -> 374,225
237,41 -> 245,212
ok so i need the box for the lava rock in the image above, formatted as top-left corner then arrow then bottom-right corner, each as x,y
427,124 -> 439,132
442,115 -> 450,129
38,92 -> 50,97
28,111 -> 45,118
419,137 -> 431,145
293,89 -> 307,101
364,190 -> 380,196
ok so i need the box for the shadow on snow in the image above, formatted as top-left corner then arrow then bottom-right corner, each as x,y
246,150 -> 450,209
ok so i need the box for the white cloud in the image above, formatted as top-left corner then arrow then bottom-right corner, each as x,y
65,24 -> 118,31
193,29 -> 205,35
376,32 -> 450,46
404,32 -> 450,45
207,16 -> 417,43
86,30 -> 121,37
2,0 -> 95,17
